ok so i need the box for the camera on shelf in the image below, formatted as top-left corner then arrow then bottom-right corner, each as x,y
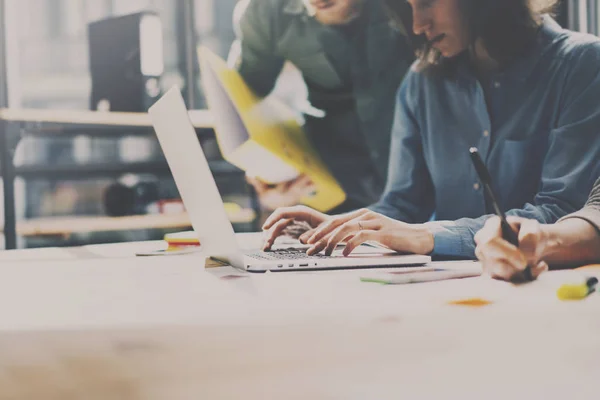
103,178 -> 160,217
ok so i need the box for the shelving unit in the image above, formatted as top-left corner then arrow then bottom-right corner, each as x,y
2,210 -> 255,239
0,108 -> 257,249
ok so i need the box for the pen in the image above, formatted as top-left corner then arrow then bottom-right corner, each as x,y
469,147 -> 533,281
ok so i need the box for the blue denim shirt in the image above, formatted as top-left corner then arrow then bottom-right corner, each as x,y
370,17 -> 600,258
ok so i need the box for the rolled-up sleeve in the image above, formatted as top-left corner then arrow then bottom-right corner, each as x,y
559,178 -> 600,233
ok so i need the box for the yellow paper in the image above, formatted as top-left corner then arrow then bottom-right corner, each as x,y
164,230 -> 198,245
198,46 -> 346,212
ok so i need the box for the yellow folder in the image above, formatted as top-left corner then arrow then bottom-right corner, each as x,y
198,46 -> 346,212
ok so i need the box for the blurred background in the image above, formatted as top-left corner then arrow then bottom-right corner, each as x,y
0,0 -> 596,248
0,0 -> 259,249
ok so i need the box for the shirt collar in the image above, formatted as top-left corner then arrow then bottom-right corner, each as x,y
505,15 -> 563,82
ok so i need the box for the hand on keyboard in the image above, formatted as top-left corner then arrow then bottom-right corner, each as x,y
261,206 -> 329,250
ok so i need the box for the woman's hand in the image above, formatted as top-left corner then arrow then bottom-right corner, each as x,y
261,205 -> 329,250
247,175 -> 315,211
301,209 -> 434,256
474,216 -> 550,281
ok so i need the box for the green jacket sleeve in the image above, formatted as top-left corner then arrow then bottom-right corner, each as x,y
230,0 -> 285,97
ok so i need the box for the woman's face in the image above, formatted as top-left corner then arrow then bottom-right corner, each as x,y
308,0 -> 365,25
407,0 -> 470,58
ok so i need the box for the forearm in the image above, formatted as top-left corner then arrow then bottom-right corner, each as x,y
542,219 -> 600,267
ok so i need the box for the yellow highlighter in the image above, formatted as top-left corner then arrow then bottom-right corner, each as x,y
556,277 -> 598,301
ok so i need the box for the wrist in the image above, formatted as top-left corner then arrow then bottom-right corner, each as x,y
540,224 -> 560,259
411,224 -> 435,255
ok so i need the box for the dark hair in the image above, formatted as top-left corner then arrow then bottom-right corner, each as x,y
384,0 -> 560,76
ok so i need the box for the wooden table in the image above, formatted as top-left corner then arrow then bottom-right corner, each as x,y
0,236 -> 598,398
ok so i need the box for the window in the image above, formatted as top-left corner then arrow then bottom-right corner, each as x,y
569,0 -> 600,35
2,0 -> 245,243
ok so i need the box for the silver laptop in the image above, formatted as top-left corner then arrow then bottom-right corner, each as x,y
148,87 -> 431,272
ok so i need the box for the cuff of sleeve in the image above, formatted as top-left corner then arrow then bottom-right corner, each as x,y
558,210 -> 600,235
425,221 -> 476,258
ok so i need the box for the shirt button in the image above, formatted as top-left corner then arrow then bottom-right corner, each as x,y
473,183 -> 480,191
483,130 -> 490,137
493,81 -> 501,88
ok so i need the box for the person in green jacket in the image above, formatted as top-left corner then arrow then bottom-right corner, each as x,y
228,0 -> 414,213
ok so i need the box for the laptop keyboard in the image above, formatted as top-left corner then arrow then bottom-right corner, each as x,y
246,248 -> 327,261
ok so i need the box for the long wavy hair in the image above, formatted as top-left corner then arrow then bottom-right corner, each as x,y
384,0 -> 560,76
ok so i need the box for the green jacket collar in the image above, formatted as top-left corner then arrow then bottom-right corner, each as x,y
283,0 -> 308,15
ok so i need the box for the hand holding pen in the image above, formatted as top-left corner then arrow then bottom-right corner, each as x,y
474,216 -> 549,282
469,148 -> 538,282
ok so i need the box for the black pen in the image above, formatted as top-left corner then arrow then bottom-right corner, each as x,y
469,147 -> 533,281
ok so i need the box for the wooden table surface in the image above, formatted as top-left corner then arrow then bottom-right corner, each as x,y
0,236 -> 597,399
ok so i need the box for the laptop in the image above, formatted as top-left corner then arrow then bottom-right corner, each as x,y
148,87 -> 431,272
